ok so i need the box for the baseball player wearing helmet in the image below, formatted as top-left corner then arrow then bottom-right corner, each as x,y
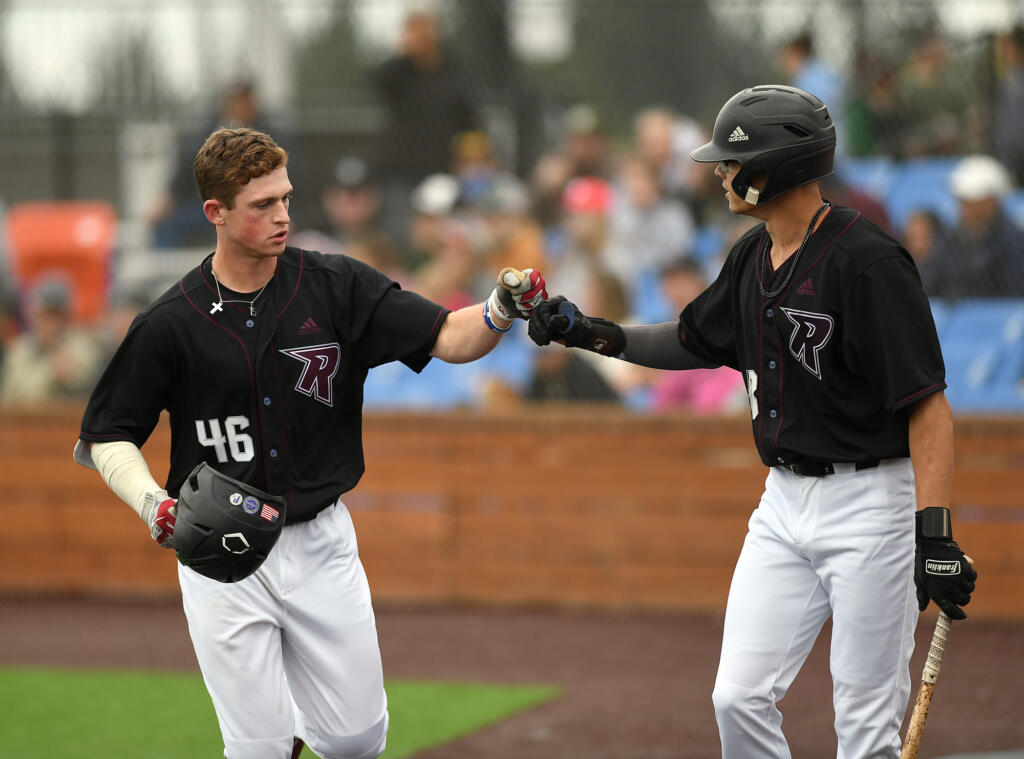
527,85 -> 976,758
73,127 -> 547,759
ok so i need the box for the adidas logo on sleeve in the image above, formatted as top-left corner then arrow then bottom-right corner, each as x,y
728,126 -> 749,142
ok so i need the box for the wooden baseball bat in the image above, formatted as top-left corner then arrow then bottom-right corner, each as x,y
900,610 -> 951,759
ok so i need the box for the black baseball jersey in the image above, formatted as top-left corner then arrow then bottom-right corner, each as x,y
678,206 -> 945,467
80,247 -> 448,520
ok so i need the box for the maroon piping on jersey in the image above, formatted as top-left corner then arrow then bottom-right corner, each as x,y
772,315 -> 786,452
780,211 -> 861,300
755,228 -> 767,448
269,344 -> 296,513
270,250 -> 302,512
277,249 -> 302,317
178,281 -> 272,493
894,382 -> 947,411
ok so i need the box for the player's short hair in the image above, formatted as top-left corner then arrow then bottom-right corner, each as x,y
193,127 -> 288,208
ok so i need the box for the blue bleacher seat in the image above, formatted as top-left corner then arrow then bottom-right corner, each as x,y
632,267 -> 675,324
835,157 -> 894,202
942,298 -> 1024,346
362,326 -> 539,409
938,298 -> 1024,413
883,158 -> 962,232
692,225 -> 726,263
929,298 -> 952,339
1003,189 -> 1024,229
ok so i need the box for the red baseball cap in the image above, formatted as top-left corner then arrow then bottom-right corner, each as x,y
562,176 -> 613,216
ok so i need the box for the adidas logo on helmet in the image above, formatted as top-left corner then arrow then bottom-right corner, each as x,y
728,126 -> 749,142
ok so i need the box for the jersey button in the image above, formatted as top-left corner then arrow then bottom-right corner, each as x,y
269,448 -> 278,458
769,360 -> 777,369
263,396 -> 272,406
769,409 -> 778,418
765,308 -> 774,318
777,456 -> 785,463
246,319 -> 255,328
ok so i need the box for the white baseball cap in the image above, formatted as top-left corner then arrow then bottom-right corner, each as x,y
949,155 -> 1013,201
410,173 -> 460,216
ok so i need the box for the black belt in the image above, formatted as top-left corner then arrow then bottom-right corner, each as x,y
782,459 -> 881,477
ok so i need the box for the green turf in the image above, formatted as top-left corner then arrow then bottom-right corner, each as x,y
0,667 -> 558,758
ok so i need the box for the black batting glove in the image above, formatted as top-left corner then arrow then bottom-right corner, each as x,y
527,296 -> 626,356
914,507 -> 977,620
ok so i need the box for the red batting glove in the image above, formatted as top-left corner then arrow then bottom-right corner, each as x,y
511,268 -> 548,316
149,497 -> 177,548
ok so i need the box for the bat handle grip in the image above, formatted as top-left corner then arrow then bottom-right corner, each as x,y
922,611 -> 951,684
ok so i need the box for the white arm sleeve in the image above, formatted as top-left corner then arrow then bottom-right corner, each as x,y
80,440 -> 167,526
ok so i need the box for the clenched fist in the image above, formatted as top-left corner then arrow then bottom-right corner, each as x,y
485,267 -> 548,331
144,491 -> 178,548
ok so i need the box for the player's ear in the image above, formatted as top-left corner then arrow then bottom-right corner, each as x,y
203,198 -> 226,226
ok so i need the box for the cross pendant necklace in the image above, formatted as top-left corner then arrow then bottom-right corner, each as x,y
210,269 -> 272,316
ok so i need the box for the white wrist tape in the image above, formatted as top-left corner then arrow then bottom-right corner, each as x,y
88,440 -> 167,526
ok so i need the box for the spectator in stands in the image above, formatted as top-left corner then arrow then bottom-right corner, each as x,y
405,172 -> 462,272
902,209 -> 948,271
575,268 -> 646,402
410,220 -> 478,313
0,284 -> 19,372
97,286 -> 152,365
291,156 -> 393,257
632,106 -> 706,203
844,53 -> 903,158
893,27 -> 982,158
546,176 -> 614,315
605,153 -> 696,305
371,8 -> 478,244
344,231 -> 411,289
525,344 -> 620,403
149,79 -> 279,248
922,155 -> 1024,298
819,172 -> 892,234
0,277 -> 103,403
560,103 -> 613,179
527,151 -> 574,259
647,258 -> 746,413
475,174 -> 548,297
777,32 -> 845,126
990,25 -> 1024,184
451,130 -> 506,209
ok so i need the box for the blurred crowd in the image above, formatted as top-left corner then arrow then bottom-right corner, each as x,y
2,11 -> 1024,410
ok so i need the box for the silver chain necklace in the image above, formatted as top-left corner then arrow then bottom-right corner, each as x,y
758,201 -> 831,299
210,269 -> 272,316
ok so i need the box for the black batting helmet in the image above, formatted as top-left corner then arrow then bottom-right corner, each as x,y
690,84 -> 835,205
173,463 -> 288,583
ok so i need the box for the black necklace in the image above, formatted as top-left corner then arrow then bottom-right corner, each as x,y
758,201 -> 831,299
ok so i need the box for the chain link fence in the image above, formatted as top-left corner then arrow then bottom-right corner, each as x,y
0,0 -> 1022,410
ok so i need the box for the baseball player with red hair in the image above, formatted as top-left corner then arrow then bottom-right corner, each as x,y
74,126 -> 546,759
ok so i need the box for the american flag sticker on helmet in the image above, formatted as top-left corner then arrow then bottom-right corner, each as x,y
260,503 -> 280,523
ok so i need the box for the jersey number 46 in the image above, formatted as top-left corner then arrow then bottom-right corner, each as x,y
196,416 -> 255,463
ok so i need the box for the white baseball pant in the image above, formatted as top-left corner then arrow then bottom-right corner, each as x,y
713,459 -> 919,759
178,499 -> 388,759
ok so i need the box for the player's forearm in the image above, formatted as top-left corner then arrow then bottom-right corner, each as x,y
430,303 -> 507,363
621,323 -> 718,369
908,390 -> 954,508
87,440 -> 167,524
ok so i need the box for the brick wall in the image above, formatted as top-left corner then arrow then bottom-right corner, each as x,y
2,405 -> 1021,619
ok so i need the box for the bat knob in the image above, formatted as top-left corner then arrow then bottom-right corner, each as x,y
499,267 -> 524,290
556,300 -> 576,334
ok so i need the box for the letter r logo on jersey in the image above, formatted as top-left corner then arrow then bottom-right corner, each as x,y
780,307 -> 834,380
279,343 -> 341,406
